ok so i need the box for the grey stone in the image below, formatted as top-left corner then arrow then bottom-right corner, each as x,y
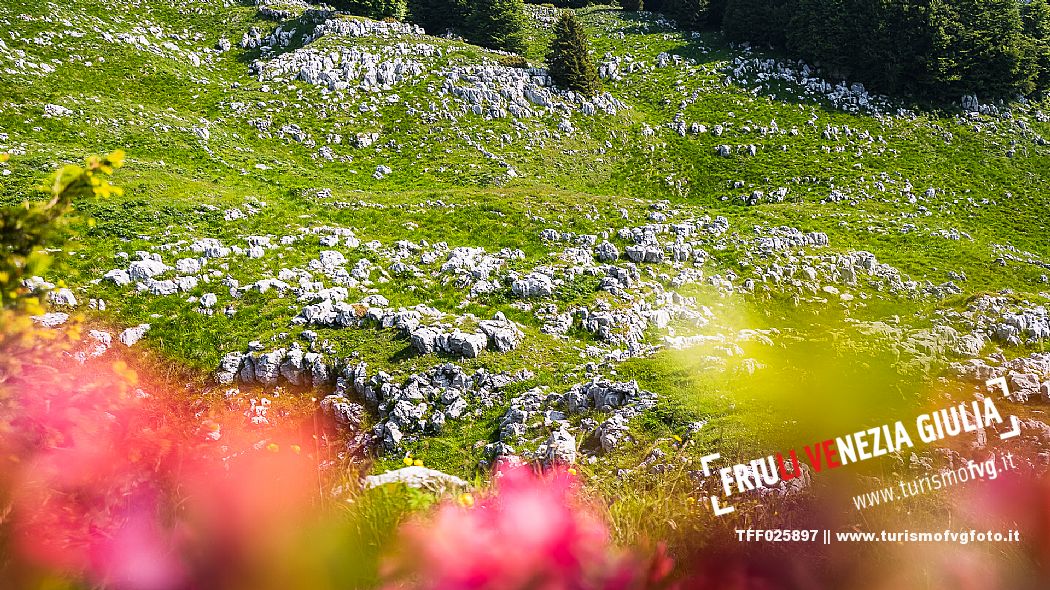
238,356 -> 256,383
128,259 -> 170,281
31,312 -> 69,328
321,395 -> 365,429
48,288 -> 77,307
596,241 -> 619,262
953,334 -> 984,357
542,425 -> 577,464
391,400 -> 428,430
446,396 -> 468,419
200,293 -> 218,308
175,258 -> 201,274
410,326 -> 441,355
279,346 -> 306,385
511,273 -> 554,298
624,244 -> 663,263
446,330 -> 487,358
382,421 -> 403,452
104,269 -> 132,286
308,352 -> 331,385
145,279 -> 179,295
1008,372 -> 1042,399
485,441 -> 516,459
598,413 -> 630,452
216,352 -> 244,384
364,466 -> 468,494
478,315 -> 524,352
119,324 -> 151,347
254,348 -> 286,385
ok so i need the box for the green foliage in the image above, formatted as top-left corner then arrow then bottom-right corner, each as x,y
668,0 -> 709,28
1023,0 -> 1050,88
722,0 -> 787,46
781,1 -> 943,94
333,0 -> 406,19
4,0 -> 1050,491
619,0 -> 643,11
720,0 -> 1050,100
525,0 -> 596,7
406,0 -> 468,34
2,4 -> 1050,577
704,0 -> 726,24
922,0 -> 1034,97
644,0 -> 712,27
465,0 -> 529,53
547,10 -> 602,95
554,272 -> 602,307
497,53 -> 530,68
0,151 -> 124,312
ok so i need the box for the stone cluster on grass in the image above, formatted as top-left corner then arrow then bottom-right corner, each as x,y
492,379 -> 658,465
952,351 -> 1050,403
294,299 -> 524,359
340,362 -> 534,452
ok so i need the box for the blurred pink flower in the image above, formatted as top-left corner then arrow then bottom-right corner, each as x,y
387,464 -> 671,590
0,351 -> 324,590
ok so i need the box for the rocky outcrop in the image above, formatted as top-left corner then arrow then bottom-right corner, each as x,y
364,466 -> 469,494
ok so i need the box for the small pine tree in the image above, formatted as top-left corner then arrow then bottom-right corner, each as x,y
620,0 -> 643,11
466,0 -> 529,54
547,11 -> 601,95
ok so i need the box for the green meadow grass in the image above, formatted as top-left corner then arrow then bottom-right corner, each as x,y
1,1 -> 1049,557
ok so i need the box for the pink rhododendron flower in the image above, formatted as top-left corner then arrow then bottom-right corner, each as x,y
0,348 -> 325,590
386,464 -> 672,590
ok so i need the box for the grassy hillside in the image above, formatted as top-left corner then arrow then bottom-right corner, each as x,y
2,0 -> 1049,553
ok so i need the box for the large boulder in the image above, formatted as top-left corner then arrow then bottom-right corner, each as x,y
279,346 -> 306,385
541,425 -> 577,464
364,466 -> 469,494
390,400 -> 428,431
595,241 -> 619,262
128,259 -> 170,281
216,352 -> 244,384
119,324 -> 151,347
1007,372 -> 1042,402
953,333 -> 984,357
624,245 -> 663,263
321,395 -> 365,429
307,352 -> 331,385
48,288 -> 77,307
479,316 -> 524,352
445,330 -> 487,358
381,421 -> 403,452
511,273 -> 554,298
597,413 -> 630,452
410,326 -> 441,355
104,269 -> 132,286
253,349 -> 286,385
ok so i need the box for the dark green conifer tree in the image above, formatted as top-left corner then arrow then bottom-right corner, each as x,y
466,0 -> 529,54
722,0 -> 787,46
335,0 -> 405,19
547,11 -> 602,95
406,0 -> 468,35
1022,0 -> 1050,89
